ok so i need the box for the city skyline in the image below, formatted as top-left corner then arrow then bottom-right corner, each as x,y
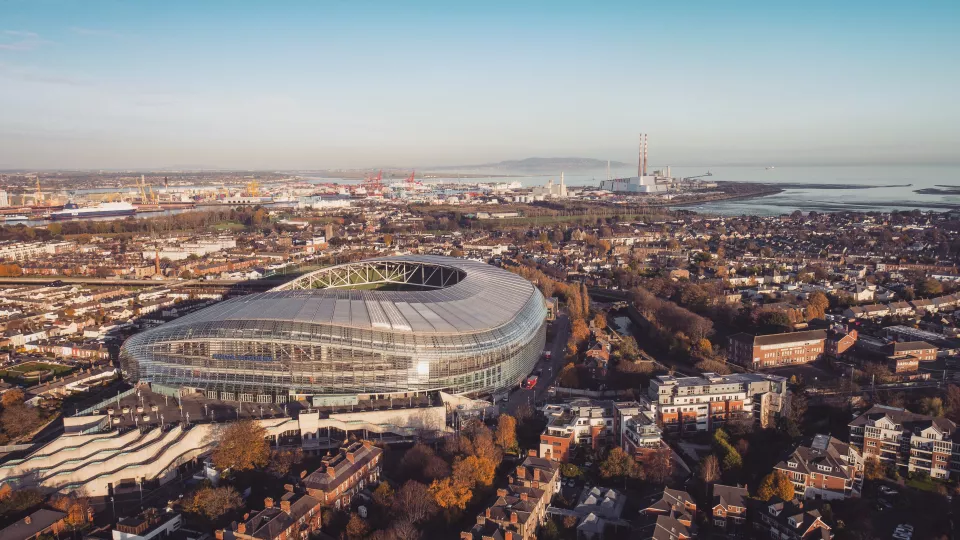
1,0 -> 958,169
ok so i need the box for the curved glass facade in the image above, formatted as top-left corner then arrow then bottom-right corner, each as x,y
120,256 -> 547,400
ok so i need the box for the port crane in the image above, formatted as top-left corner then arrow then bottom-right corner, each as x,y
34,177 -> 44,204
363,170 -> 383,194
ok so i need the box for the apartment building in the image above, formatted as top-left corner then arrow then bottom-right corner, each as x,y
0,241 -> 74,262
302,440 -> 382,509
774,434 -> 862,501
728,330 -> 827,369
617,402 -> 665,459
711,484 -> 748,534
849,405 -> 958,480
539,399 -> 614,462
649,373 -> 788,434
884,341 -> 938,362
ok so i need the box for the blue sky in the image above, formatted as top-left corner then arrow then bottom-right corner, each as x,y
0,0 -> 957,169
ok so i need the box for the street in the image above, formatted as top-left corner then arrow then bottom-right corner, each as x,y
505,313 -> 570,415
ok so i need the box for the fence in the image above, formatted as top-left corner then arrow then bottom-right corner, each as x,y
73,388 -> 137,416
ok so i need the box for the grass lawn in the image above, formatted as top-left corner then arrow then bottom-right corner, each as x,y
212,222 -> 246,231
0,362 -> 75,380
906,475 -> 944,493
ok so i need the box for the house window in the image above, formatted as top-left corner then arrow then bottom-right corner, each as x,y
714,518 -> 726,527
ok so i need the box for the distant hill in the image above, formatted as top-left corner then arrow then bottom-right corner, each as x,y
433,157 -> 629,173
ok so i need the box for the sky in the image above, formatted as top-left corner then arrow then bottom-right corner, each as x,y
0,0 -> 958,170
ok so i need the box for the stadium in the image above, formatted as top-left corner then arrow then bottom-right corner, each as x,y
120,255 -> 547,402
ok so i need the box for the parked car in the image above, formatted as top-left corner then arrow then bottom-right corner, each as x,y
880,486 -> 899,496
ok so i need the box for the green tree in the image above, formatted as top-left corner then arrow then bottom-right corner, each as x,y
600,447 -> 640,488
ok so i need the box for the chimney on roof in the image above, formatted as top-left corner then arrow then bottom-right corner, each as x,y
264,497 -> 274,508
346,451 -> 356,463
516,466 -> 525,479
510,512 -> 518,524
505,532 -> 514,540
215,531 -> 224,540
528,449 -> 537,457
477,515 -> 485,526
237,523 -> 246,534
326,466 -> 337,478
520,493 -> 528,502
24,516 -> 31,525
284,484 -> 294,493
280,500 -> 291,514
497,488 -> 507,497
485,508 -> 492,518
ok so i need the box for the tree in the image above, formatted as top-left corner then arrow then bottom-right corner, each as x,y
429,477 -> 472,510
643,446 -> 673,485
864,456 -> 885,481
267,448 -> 302,477
591,312 -> 607,330
186,486 -> 243,519
495,414 -> 518,453
372,482 -> 395,509
806,291 -> 830,320
211,420 -> 270,471
558,363 -> 580,388
917,277 -> 943,297
757,471 -> 795,502
571,318 -> 590,343
600,447 -> 640,488
345,513 -> 370,540
400,443 -> 449,483
699,455 -> 721,484
393,481 -> 437,524
921,397 -> 945,417
1,404 -> 40,439
0,388 -> 25,408
946,385 -> 960,423
50,494 -> 92,529
619,336 -> 640,361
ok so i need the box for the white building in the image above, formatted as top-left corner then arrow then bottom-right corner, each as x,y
531,173 -> 568,198
298,195 -> 352,209
113,511 -> 182,540
0,191 -> 8,207
649,372 -> 789,434
599,175 -> 669,193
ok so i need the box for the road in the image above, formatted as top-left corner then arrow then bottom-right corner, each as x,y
504,313 -> 570,415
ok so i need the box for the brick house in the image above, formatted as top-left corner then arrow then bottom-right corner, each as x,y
0,509 -> 67,540
462,453 -> 560,540
774,434 -> 862,500
728,330 -> 827,369
711,484 -> 748,535
217,492 -> 322,540
751,499 -> 832,540
302,440 -> 382,509
824,328 -> 857,359
638,489 -> 697,540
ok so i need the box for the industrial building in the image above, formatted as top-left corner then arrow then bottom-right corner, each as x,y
120,255 -> 547,401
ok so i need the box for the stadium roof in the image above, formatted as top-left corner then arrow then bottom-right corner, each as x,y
166,255 -> 540,335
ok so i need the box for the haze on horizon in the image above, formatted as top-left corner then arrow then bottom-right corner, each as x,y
0,0 -> 957,171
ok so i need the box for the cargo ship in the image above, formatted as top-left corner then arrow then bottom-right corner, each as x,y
50,201 -> 137,220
